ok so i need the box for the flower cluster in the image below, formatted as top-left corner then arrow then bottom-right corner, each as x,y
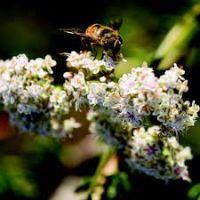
0,54 -> 80,136
0,51 -> 198,181
125,126 -> 192,181
63,51 -> 199,181
117,64 -> 199,134
87,110 -> 193,181
65,51 -> 115,77
64,52 -> 199,136
87,109 -> 128,146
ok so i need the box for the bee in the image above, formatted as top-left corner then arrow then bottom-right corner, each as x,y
60,20 -> 123,60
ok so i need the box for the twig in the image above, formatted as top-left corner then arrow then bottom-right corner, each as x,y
88,146 -> 117,200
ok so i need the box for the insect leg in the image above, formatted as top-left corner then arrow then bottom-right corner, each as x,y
91,43 -> 97,59
81,37 -> 91,53
100,50 -> 106,60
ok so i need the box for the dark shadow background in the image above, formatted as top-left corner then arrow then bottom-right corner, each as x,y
0,0 -> 191,58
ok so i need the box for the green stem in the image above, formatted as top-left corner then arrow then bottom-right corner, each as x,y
88,146 -> 117,199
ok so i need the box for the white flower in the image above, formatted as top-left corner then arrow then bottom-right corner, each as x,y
188,101 -> 200,116
99,76 -> 106,82
87,82 -> 107,106
119,67 -> 158,96
71,72 -> 86,89
107,81 -> 115,88
158,64 -> 188,93
26,85 -> 44,99
175,147 -> 192,167
44,55 -> 56,69
50,89 -> 67,104
167,137 -> 180,149
86,109 -> 98,121
63,72 -> 73,79
66,51 -> 105,74
63,117 -> 81,132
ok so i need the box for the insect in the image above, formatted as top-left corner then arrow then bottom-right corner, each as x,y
60,20 -> 123,60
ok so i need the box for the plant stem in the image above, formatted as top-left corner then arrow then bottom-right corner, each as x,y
88,146 -> 117,200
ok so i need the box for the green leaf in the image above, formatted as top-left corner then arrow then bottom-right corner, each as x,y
188,183 -> 200,199
105,172 -> 131,200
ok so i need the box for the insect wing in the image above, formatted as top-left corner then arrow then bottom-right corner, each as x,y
60,28 -> 87,37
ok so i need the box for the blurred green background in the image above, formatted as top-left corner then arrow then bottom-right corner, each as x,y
0,0 -> 200,199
